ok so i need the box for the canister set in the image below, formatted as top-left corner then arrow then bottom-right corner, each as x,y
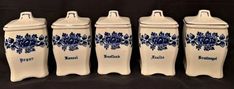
3,9 -> 229,82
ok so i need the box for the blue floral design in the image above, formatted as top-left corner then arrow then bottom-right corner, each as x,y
95,31 -> 132,50
140,32 -> 179,51
186,31 -> 228,51
4,33 -> 48,54
52,32 -> 91,51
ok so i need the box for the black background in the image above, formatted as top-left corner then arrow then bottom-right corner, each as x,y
0,0 -> 234,89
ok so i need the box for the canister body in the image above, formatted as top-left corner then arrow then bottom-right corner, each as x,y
52,28 -> 91,76
95,27 -> 132,75
4,28 -> 48,82
139,27 -> 179,76
184,26 -> 228,78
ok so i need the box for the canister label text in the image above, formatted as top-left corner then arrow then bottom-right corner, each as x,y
152,55 -> 164,60
198,56 -> 217,61
104,55 -> 120,58
65,56 -> 78,60
19,57 -> 34,63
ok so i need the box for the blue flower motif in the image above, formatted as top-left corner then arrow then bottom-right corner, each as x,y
140,32 -> 179,50
4,33 -> 48,54
52,32 -> 91,51
95,31 -> 132,50
186,31 -> 228,51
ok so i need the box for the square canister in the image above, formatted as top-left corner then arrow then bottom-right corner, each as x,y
95,10 -> 132,75
139,10 -> 179,76
183,10 -> 229,78
51,11 -> 91,76
4,12 -> 48,82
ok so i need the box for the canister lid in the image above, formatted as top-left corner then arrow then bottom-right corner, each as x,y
52,11 -> 90,29
139,10 -> 178,28
4,12 -> 46,31
95,10 -> 131,27
184,10 -> 228,28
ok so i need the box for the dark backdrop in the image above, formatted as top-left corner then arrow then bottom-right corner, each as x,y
0,0 -> 234,89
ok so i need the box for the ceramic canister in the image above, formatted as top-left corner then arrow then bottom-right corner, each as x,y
95,10 -> 132,75
139,10 -> 179,76
184,10 -> 229,78
51,11 -> 91,76
3,12 -> 49,82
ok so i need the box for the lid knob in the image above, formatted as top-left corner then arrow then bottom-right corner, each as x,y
66,11 -> 79,19
151,10 -> 164,17
108,10 -> 119,18
198,10 -> 211,18
19,12 -> 34,20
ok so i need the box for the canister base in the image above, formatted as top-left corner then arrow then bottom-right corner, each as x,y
185,71 -> 223,79
141,71 -> 175,76
98,68 -> 131,75
10,71 -> 48,82
56,70 -> 90,76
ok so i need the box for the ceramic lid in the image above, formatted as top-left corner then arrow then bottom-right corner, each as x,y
95,10 -> 131,27
184,10 -> 228,28
140,10 -> 178,27
4,12 -> 46,31
52,11 -> 90,29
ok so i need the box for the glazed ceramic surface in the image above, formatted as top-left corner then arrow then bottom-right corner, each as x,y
139,10 -> 179,76
184,10 -> 229,78
95,10 -> 132,75
52,11 -> 91,76
4,12 -> 48,82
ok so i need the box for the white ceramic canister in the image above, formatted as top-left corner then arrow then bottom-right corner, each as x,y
95,10 -> 132,75
139,10 -> 179,76
3,12 -> 48,82
184,10 -> 229,78
51,11 -> 91,76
